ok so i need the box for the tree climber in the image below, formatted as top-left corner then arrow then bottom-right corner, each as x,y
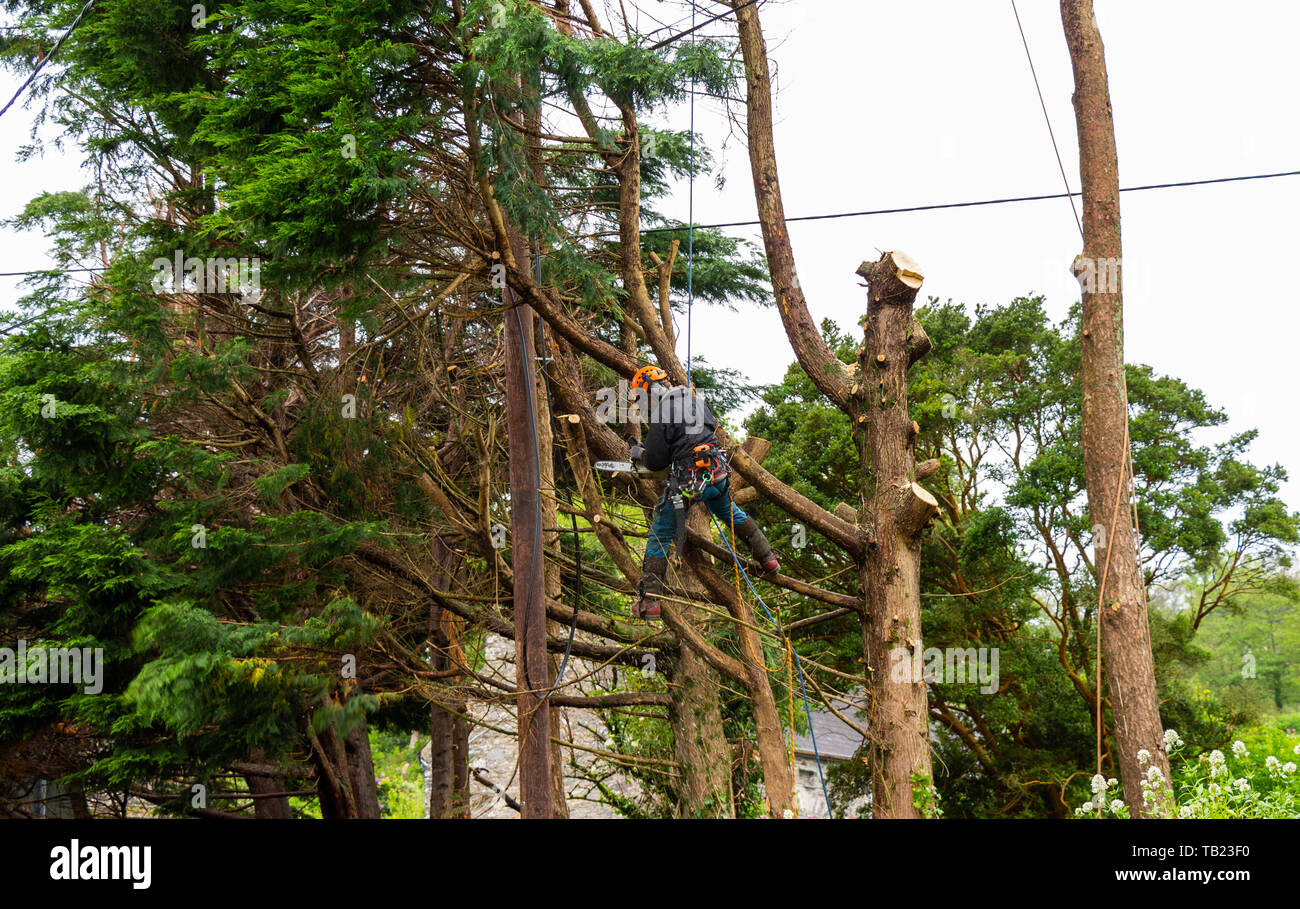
627,365 -> 780,621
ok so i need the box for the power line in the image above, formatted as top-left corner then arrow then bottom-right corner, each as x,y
0,310 -> 52,335
0,266 -> 102,277
632,2 -> 697,40
1010,0 -> 1083,239
624,168 -> 1300,237
0,0 -> 99,121
647,0 -> 760,50
3,169 -> 1297,278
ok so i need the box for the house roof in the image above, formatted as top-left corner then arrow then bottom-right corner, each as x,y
793,699 -> 866,762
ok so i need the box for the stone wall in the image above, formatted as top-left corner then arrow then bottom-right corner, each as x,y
420,634 -> 640,818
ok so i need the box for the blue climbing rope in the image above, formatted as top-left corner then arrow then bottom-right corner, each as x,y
710,513 -> 835,819
684,0 -> 696,385
675,0 -> 830,818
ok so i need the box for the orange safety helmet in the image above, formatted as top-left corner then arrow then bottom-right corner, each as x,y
629,365 -> 668,397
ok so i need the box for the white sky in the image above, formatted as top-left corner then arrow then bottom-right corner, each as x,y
2,0 -> 1298,512
661,0 -> 1300,513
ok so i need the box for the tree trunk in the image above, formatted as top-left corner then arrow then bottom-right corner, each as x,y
310,710 -> 380,818
244,747 -> 293,819
344,721 -> 382,819
686,548 -> 795,817
452,712 -> 470,814
857,252 -> 938,818
503,279 -> 553,818
427,615 -> 470,818
429,691 -> 455,818
1060,0 -> 1172,816
428,541 -> 471,819
669,508 -> 736,818
731,0 -> 853,413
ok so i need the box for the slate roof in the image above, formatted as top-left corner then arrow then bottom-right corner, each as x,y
793,698 -> 866,762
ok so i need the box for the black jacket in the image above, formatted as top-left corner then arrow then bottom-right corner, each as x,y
641,386 -> 718,472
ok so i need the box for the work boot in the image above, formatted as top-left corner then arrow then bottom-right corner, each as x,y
734,517 -> 780,574
634,555 -> 668,621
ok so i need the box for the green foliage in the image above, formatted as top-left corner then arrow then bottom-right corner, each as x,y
745,295 -> 1299,817
1076,730 -> 1300,818
369,727 -> 425,818
1190,585 -> 1300,712
4,0 -> 1295,823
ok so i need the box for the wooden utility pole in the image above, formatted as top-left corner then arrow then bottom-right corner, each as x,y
503,274 -> 553,818
857,252 -> 940,818
1060,0 -> 1172,815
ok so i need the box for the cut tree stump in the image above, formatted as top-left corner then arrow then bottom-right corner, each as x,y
855,250 -> 937,819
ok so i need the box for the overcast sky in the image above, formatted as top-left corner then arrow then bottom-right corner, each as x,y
2,0 -> 1298,511
658,0 -> 1300,513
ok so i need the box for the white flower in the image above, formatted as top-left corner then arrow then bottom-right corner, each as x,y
1164,728 -> 1184,749
1108,778 -> 1118,789
1208,783 -> 1222,797
1178,805 -> 1194,818
782,808 -> 794,819
1232,740 -> 1249,757
1284,762 -> 1297,774
1080,801 -> 1094,813
1234,778 -> 1250,792
1145,765 -> 1165,783
1109,799 -> 1125,813
1266,755 -> 1281,771
1208,750 -> 1227,777
1090,773 -> 1108,794
1137,749 -> 1151,765
1293,743 -> 1300,756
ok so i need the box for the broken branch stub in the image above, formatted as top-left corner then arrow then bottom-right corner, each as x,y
856,251 -> 924,306
915,458 -> 941,482
895,482 -> 940,536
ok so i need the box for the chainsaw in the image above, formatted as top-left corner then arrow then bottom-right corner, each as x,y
593,460 -> 667,478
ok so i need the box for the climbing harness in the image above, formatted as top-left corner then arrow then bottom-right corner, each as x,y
660,443 -> 729,553
673,442 -> 730,499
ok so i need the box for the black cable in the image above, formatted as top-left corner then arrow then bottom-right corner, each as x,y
610,169 -> 1300,237
4,170 -> 1297,278
1010,0 -> 1083,238
0,267 -> 102,276
0,0 -> 100,121
647,0 -> 759,50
